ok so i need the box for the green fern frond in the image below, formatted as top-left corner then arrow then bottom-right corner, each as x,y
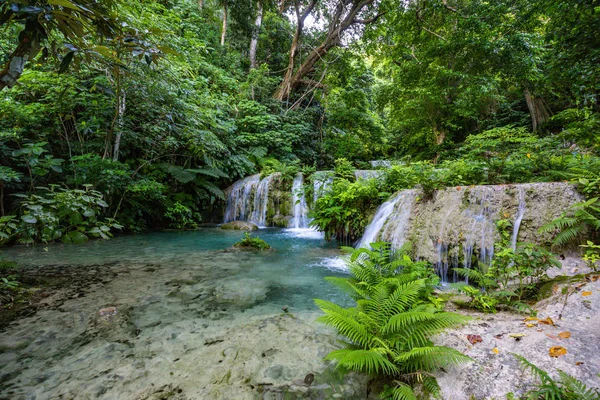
385,382 -> 418,400
394,346 -> 472,372
556,370 -> 600,399
325,348 -> 399,375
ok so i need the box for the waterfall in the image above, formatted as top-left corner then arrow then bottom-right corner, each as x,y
511,187 -> 526,251
354,170 -> 383,181
289,173 -> 309,229
462,188 -> 496,281
358,190 -> 417,249
224,174 -> 274,226
224,174 -> 260,223
250,174 -> 274,227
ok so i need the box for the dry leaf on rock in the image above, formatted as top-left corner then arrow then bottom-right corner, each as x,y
558,331 -> 571,339
549,346 -> 567,357
467,334 -> 483,344
539,317 -> 555,325
582,291 -> 592,297
492,347 -> 499,354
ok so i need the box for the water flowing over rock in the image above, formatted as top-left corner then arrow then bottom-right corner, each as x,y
358,183 -> 582,281
224,174 -> 290,227
223,174 -> 261,223
289,173 -> 309,229
354,170 -> 382,181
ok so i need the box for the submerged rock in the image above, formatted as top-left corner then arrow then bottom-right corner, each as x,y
220,221 -> 259,231
213,278 -> 269,308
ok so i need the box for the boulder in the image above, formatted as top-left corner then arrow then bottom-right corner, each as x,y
220,221 -> 258,231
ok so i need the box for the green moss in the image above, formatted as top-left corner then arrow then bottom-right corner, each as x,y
234,233 -> 271,250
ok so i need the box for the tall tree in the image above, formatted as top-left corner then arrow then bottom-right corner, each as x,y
249,1 -> 264,69
274,0 -> 382,101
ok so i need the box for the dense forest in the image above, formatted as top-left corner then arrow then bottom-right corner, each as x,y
1,0 -> 598,243
1,1 -> 600,399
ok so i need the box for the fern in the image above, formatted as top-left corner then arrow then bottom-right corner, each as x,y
514,354 -> 600,400
540,198 -> 600,247
315,245 -> 471,399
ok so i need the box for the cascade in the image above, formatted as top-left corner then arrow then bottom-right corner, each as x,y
250,174 -> 274,227
289,173 -> 309,229
354,170 -> 382,181
223,174 -> 260,223
357,183 -> 579,283
358,190 -> 417,249
511,186 -> 526,251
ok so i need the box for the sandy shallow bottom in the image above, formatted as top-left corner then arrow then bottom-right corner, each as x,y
0,256 -> 367,400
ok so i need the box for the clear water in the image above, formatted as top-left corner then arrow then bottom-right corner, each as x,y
0,229 -> 352,399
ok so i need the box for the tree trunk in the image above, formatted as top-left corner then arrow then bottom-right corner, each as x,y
249,2 -> 264,69
274,0 -> 318,101
273,0 -> 378,100
524,88 -> 550,132
112,89 -> 126,162
0,31 -> 39,91
221,4 -> 228,46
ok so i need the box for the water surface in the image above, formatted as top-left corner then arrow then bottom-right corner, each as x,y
0,228 -> 352,399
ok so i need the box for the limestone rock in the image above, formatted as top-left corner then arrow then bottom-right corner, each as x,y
220,221 -> 259,231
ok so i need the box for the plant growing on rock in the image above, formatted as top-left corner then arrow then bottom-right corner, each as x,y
234,233 -> 270,250
514,354 -> 600,400
315,243 -> 470,399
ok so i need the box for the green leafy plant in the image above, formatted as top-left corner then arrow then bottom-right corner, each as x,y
233,232 -> 270,250
164,201 -> 197,230
539,198 -> 600,247
12,185 -> 122,244
580,241 -> 600,272
316,243 -> 470,399
515,354 -> 600,400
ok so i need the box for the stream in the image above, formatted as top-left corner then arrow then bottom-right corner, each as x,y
0,228 -> 362,400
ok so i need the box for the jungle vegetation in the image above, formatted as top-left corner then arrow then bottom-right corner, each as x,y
0,0 -> 599,245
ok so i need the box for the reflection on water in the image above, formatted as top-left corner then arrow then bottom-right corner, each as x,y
0,229 -> 357,399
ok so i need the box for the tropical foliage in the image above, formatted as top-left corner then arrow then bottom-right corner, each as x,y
316,243 -> 470,399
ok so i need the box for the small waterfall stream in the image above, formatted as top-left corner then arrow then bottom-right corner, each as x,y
224,174 -> 261,223
289,173 -> 309,229
511,186 -> 526,251
358,190 -> 417,249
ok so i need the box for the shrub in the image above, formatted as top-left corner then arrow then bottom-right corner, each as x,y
234,233 -> 270,250
316,243 -> 470,399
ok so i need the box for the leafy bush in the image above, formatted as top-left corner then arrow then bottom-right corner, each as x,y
233,232 -> 270,250
454,242 -> 559,313
316,243 -> 470,399
5,185 -> 122,245
310,177 -> 382,244
164,201 -> 197,230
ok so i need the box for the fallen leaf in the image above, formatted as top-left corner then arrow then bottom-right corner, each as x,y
558,331 -> 571,339
467,334 -> 483,344
582,291 -> 592,297
494,333 -> 504,339
524,317 -> 539,322
526,323 -> 537,328
576,361 -> 584,366
590,276 -> 599,282
549,346 -> 567,357
492,347 -> 499,354
539,317 -> 555,325
509,333 -> 526,341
